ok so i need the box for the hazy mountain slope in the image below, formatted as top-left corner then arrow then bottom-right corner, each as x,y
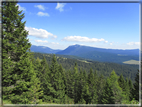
77,50 -> 139,64
56,44 -> 139,56
30,45 -> 62,54
56,44 -> 139,64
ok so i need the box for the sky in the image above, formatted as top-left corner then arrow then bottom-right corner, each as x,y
17,2 -> 140,50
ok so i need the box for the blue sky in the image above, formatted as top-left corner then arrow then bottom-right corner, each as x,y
17,2 -> 140,50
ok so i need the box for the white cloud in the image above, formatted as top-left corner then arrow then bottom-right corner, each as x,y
34,40 -> 59,47
35,40 -> 48,43
104,41 -> 108,43
51,42 -> 59,45
35,5 -> 45,10
37,12 -> 49,16
109,43 -> 113,45
25,27 -> 57,39
127,42 -> 140,45
55,3 -> 66,12
16,4 -> 26,11
62,36 -> 107,43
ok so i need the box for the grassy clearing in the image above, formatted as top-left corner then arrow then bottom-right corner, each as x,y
77,59 -> 92,64
123,60 -> 139,65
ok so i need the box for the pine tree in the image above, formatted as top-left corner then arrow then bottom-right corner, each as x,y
72,62 -> 79,103
87,68 -> 98,104
118,74 -> 130,102
82,70 -> 91,104
39,56 -> 55,102
128,79 -> 133,101
101,78 -> 115,104
109,70 -> 123,104
49,54 -> 66,103
97,74 -> 106,104
124,78 -> 130,101
2,2 -> 43,104
8,57 -> 43,104
118,74 -> 126,91
133,70 -> 139,101
82,80 -> 90,104
33,57 -> 42,78
66,70 -> 74,99
77,69 -> 86,104
58,64 -> 66,103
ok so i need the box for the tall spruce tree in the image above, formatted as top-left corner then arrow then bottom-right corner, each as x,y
109,70 -> 124,104
2,2 -> 43,104
97,74 -> 106,104
123,78 -> 130,101
33,57 -> 42,78
72,62 -> 79,103
66,70 -> 74,99
133,70 -> 139,101
49,54 -> 66,103
77,69 -> 85,104
101,78 -> 115,104
58,64 -> 66,103
39,56 -> 55,102
128,79 -> 133,101
82,70 -> 90,104
118,74 -> 126,91
87,68 -> 98,104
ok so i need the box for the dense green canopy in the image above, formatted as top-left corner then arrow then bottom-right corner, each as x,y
2,2 -> 140,105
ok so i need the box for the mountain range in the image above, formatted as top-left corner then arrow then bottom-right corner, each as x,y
30,44 -> 139,64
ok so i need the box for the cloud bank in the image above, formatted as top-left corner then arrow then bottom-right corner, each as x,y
62,36 -> 108,43
55,3 -> 66,12
127,42 -> 140,45
34,40 -> 59,46
25,27 -> 57,39
35,40 -> 48,43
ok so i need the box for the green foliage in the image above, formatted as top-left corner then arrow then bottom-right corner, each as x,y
2,2 -> 140,104
10,58 -> 43,104
2,2 -> 43,104
49,54 -> 66,104
32,52 -> 138,82
128,79 -> 134,101
87,68 -> 98,104
101,78 -> 115,104
132,70 -> 139,101
123,78 -> 130,101
109,70 -> 124,104
121,98 -> 139,104
2,3 -> 139,103
118,74 -> 126,91
71,63 -> 80,103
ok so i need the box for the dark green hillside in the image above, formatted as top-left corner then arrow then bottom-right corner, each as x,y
32,52 -> 138,82
78,50 -> 139,64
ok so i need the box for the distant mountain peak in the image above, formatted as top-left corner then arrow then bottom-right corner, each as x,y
72,44 -> 81,47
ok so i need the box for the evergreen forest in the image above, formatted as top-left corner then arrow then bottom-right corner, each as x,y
2,2 -> 141,106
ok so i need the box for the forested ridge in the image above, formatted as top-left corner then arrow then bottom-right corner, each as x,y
33,52 -> 138,83
2,2 -> 140,105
